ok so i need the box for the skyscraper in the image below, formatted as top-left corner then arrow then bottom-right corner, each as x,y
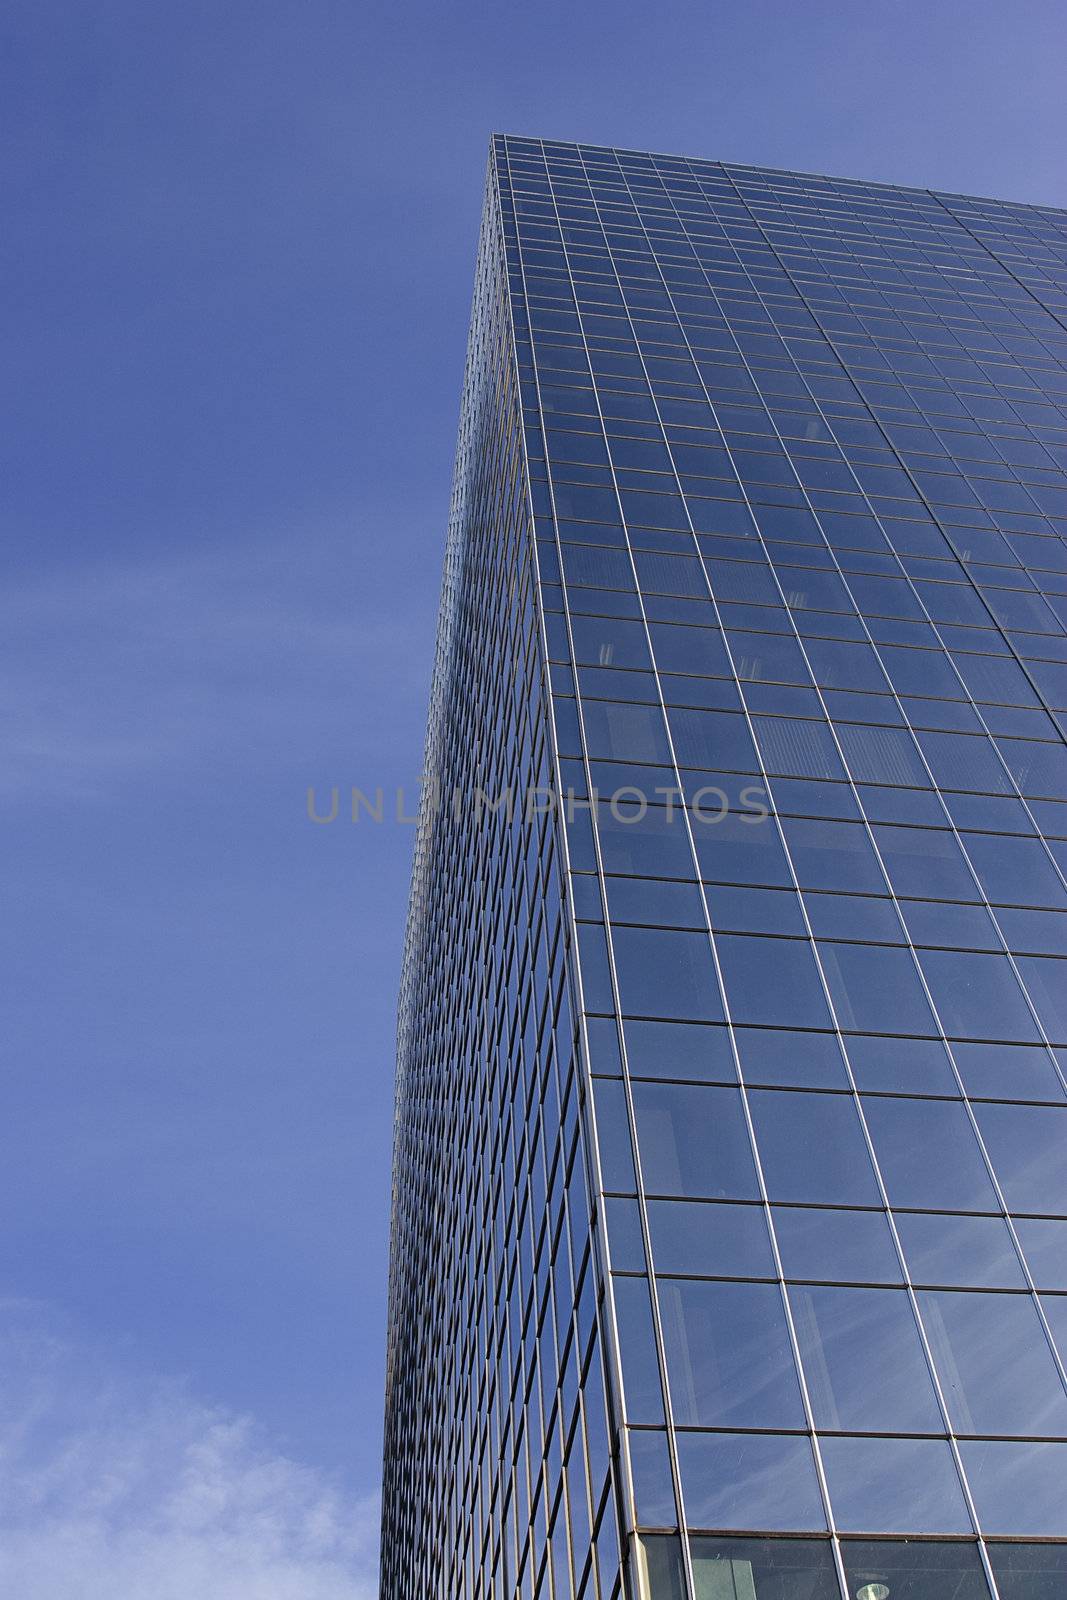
380,137 -> 1067,1600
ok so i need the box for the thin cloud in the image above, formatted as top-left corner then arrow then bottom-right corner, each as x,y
0,1304 -> 379,1600
0,525 -> 431,803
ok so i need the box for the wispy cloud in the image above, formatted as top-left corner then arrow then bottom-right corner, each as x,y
0,1304 -> 379,1599
0,525 -> 432,803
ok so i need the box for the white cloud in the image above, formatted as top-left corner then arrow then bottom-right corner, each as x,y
0,1305 -> 380,1600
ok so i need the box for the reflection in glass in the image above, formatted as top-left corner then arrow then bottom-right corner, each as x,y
863,1097 -> 998,1210
677,1432 -> 826,1532
659,1279 -> 806,1428
773,1206 -> 901,1285
820,1436 -> 971,1534
987,1541 -> 1067,1599
750,1090 -> 880,1204
790,1285 -> 943,1432
632,1082 -> 760,1199
647,1198 -> 774,1278
919,1290 -> 1067,1436
897,1213 -> 1025,1289
961,1440 -> 1067,1535
840,1539 -> 992,1600
689,1536 -> 839,1600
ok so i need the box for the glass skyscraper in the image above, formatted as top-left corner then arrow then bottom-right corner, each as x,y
380,138 -> 1067,1600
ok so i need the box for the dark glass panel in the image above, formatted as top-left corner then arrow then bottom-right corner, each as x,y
840,1540 -> 992,1600
688,1536 -> 839,1599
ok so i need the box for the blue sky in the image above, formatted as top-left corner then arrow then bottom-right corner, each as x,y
2,0 -> 1065,1593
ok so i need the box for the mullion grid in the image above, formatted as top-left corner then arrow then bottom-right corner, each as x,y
572,145 -> 1003,1596
443,139 -> 1067,1598
507,139 -> 713,1600
630,148 -> 1067,1542
537,142 -> 852,1600
498,137 -> 625,1600
706,168 -> 1067,759
518,134 -> 1067,1587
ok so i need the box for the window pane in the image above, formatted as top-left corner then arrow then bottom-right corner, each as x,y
624,1019 -> 736,1082
628,1430 -> 676,1527
919,1289 -> 1067,1436
597,802 -> 696,878
677,1433 -> 826,1532
631,1082 -> 760,1200
821,942 -> 937,1034
736,1027 -> 849,1089
840,1540 -> 992,1600
987,1542 -> 1067,1600
975,1103 -> 1067,1214
790,1285 -> 943,1432
659,1279 -> 806,1428
960,1441 -> 1067,1535
1016,1218 -> 1067,1288
717,936 -> 833,1028
612,926 -> 723,1021
863,1098 -> 998,1210
689,1537 -> 839,1599
613,1276 -> 664,1424
638,1534 -> 686,1600
898,1213 -> 1026,1289
750,1090 -> 880,1204
773,1206 -> 902,1285
916,949 -> 1041,1042
646,1199 -> 774,1278
781,816 -> 886,893
820,1437 -> 971,1534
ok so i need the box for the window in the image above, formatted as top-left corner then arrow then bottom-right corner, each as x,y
960,1441 -> 1067,1536
689,1537 -> 839,1598
676,1434 -> 826,1532
1016,1217 -> 1067,1288
692,812 -> 792,887
874,823 -> 976,900
647,1199 -> 774,1278
840,1540 -> 992,1600
612,926 -> 722,1021
821,943 -> 937,1034
919,948 -> 1042,1041
790,1285 -> 943,1432
781,816 -> 886,893
820,1437 -> 970,1535
612,1277 -> 664,1424
898,1213 -> 1025,1289
920,1289 -> 1067,1436
863,1097 -> 998,1210
717,936 -> 833,1028
659,1279 -> 806,1428
597,801 -> 697,879
750,1089 -> 880,1204
963,833 -> 1067,909
987,1541 -> 1067,1599
581,698 -> 672,762
975,1102 -> 1067,1214
631,1082 -> 759,1199
623,1018 -> 736,1081
774,1206 -> 901,1284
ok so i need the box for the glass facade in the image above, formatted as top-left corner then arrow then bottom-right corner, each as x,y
380,138 -> 1067,1600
